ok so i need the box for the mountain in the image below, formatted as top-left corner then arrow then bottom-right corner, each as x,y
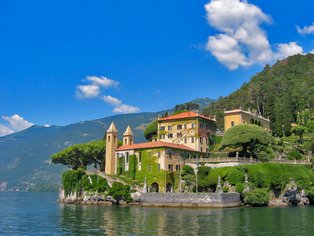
203,54 -> 314,135
0,98 -> 213,191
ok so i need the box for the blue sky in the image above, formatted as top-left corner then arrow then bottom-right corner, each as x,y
1,0 -> 314,136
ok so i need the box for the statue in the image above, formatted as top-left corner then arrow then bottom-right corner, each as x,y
243,174 -> 250,192
143,177 -> 147,193
216,175 -> 223,193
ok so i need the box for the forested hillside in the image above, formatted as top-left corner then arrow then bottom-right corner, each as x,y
203,54 -> 314,136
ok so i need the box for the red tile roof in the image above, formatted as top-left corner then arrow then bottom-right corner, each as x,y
159,111 -> 214,122
117,141 -> 196,152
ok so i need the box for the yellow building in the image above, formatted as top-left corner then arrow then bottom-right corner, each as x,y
157,111 -> 216,153
224,109 -> 271,132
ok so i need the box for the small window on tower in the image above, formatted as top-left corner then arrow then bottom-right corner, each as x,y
231,121 -> 235,127
108,135 -> 111,142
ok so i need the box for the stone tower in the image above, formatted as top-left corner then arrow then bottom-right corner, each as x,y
123,125 -> 134,145
105,122 -> 118,175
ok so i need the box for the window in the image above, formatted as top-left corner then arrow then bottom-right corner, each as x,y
191,123 -> 195,128
191,137 -> 194,143
177,125 -> 182,130
138,152 -> 142,163
199,123 -> 203,129
176,165 -> 180,172
124,138 -> 127,144
184,124 -> 187,129
160,126 -> 165,131
160,134 -> 165,139
200,137 -> 203,144
168,164 -> 173,172
126,152 -> 129,163
168,133 -> 173,138
206,148 -> 209,153
168,126 -> 172,131
108,135 -> 111,142
184,137 -> 187,143
114,136 -> 116,143
147,164 -> 152,172
231,121 -> 235,127
200,147 -> 203,152
158,164 -> 161,171
168,151 -> 172,159
158,151 -> 161,158
177,133 -> 182,138
206,124 -> 209,131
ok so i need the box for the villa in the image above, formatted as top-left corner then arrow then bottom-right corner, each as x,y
105,111 -> 216,192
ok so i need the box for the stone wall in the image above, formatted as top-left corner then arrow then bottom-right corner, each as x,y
140,192 -> 241,208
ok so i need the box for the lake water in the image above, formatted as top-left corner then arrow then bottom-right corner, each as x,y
0,192 -> 314,235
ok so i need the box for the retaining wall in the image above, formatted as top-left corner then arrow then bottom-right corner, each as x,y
140,192 -> 242,208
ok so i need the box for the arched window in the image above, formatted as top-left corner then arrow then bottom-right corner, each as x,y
108,135 -> 111,142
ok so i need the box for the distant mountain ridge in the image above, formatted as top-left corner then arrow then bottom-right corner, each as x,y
0,98 -> 214,191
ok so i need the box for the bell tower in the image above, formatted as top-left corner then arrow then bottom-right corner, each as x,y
105,122 -> 118,175
123,125 -> 134,145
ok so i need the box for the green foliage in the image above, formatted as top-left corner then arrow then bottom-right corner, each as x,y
62,170 -> 109,196
222,186 -> 229,193
244,188 -> 269,206
287,149 -> 303,160
203,54 -> 314,134
62,169 -> 86,196
305,186 -> 314,203
182,165 -> 194,175
128,154 -> 137,180
108,182 -> 132,203
307,121 -> 314,133
144,120 -> 158,141
51,140 -> 105,170
226,168 -> 244,185
207,167 -> 231,187
291,125 -> 307,143
82,174 -> 109,193
235,182 -> 244,193
220,124 -> 274,154
174,102 -> 199,112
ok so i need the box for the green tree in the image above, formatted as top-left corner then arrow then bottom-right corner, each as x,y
291,125 -> 307,143
144,120 -> 158,141
220,124 -> 274,155
51,140 -> 105,170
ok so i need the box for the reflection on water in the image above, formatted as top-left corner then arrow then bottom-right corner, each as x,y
1,192 -> 314,235
58,204 -> 314,235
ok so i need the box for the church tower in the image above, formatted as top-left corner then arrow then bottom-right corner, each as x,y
123,125 -> 134,145
105,122 -> 118,175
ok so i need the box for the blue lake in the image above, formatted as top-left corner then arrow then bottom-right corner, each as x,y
0,192 -> 314,235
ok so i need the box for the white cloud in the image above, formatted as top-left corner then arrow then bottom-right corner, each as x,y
76,75 -> 140,113
102,95 -> 122,106
0,114 -> 33,136
87,76 -> 119,88
275,42 -> 303,59
76,85 -> 100,98
297,22 -> 314,35
113,104 -> 140,113
0,124 -> 14,136
204,0 -> 304,69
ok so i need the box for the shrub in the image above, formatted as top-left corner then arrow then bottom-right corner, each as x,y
222,186 -> 229,193
82,174 -> 109,193
306,186 -> 314,203
226,168 -> 244,185
235,182 -> 244,193
182,165 -> 195,175
108,182 -> 132,203
62,169 -> 85,196
287,149 -> 303,160
244,188 -> 269,206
